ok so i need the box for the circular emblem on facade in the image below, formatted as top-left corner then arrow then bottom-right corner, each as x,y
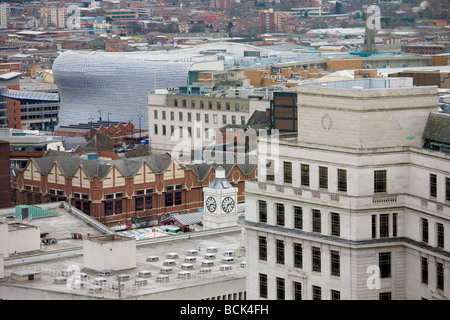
126,184 -> 135,197
222,196 -> 235,213
206,196 -> 217,213
185,176 -> 193,190
156,180 -> 165,194
321,113 -> 333,130
90,188 -> 103,202
64,185 -> 72,198
232,170 -> 240,183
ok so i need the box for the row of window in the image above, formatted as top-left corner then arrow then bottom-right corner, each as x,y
104,192 -> 182,216
420,218 -> 445,249
172,99 -> 240,111
258,237 -> 341,276
258,252 -> 445,299
153,124 -> 215,140
154,109 -> 246,125
259,274 -> 342,300
258,201 -> 341,237
430,174 -> 450,201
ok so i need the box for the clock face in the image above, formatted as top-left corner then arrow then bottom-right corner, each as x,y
222,196 -> 235,213
206,196 -> 217,212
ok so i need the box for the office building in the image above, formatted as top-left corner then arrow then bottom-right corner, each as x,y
243,78 -> 449,300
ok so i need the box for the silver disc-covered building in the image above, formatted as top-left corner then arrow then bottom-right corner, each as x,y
52,51 -> 194,130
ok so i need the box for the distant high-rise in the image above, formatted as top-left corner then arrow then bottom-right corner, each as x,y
260,9 -> 280,33
40,7 -> 66,29
0,4 -> 10,29
363,1 -> 377,53
211,0 -> 231,10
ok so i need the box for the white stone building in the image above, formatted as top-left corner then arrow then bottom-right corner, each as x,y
147,88 -> 270,154
243,79 -> 450,300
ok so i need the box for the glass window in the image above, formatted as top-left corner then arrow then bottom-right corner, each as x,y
115,199 -> 122,214
330,250 -> 340,277
276,277 -> 285,300
294,206 -> 303,229
259,236 -> 267,261
379,252 -> 391,278
337,169 -> 347,192
374,170 -> 387,193
135,197 -> 144,211
276,203 -> 285,226
319,166 -> 328,189
421,257 -> 428,285
294,243 -> 302,268
259,200 -> 267,223
437,223 -> 444,249
430,173 -> 437,198
312,209 -> 321,233
331,212 -> 340,237
301,164 -> 309,186
312,247 -> 321,273
422,218 -> 429,243
380,214 -> 389,238
259,273 -> 268,298
276,239 -> 284,265
312,286 -> 321,300
283,161 -> 292,184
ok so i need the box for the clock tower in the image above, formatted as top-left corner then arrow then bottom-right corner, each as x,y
202,166 -> 239,230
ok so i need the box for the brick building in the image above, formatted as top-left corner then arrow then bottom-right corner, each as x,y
11,151 -> 256,228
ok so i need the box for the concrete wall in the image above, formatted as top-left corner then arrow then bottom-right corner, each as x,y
7,223 -> 41,255
83,236 -> 136,271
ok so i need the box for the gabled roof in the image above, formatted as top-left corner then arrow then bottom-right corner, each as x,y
423,112 -> 450,144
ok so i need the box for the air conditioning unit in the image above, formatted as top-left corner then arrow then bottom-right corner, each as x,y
54,277 -> 67,284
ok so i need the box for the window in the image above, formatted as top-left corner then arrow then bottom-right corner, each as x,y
276,277 -> 285,300
235,103 -> 240,111
393,213 -> 397,237
294,243 -> 302,268
337,169 -> 347,192
187,112 -> 192,122
319,166 -> 328,189
115,199 -> 122,214
293,282 -> 302,300
294,206 -> 303,229
135,197 -> 144,211
232,115 -> 236,124
421,257 -> 428,285
216,102 -> 221,110
145,195 -> 152,210
331,212 -> 340,237
283,161 -> 292,184
105,201 -> 113,216
276,203 -> 285,226
330,250 -> 340,277
154,124 -> 158,135
301,164 -> 310,186
437,223 -> 444,249
174,191 -> 182,205
182,99 -> 186,107
241,116 -> 246,125
312,285 -> 322,300
312,209 -> 321,233
437,262 -> 444,291
204,114 -> 209,123
165,192 -> 173,207
154,110 -> 158,119
162,111 -> 166,120
170,111 -> 174,121
259,236 -> 267,261
174,99 -> 178,107
276,239 -> 284,265
191,100 -> 195,108
170,125 -> 175,136
200,101 -> 204,109
380,214 -> 389,238
379,252 -> 391,278
259,200 -> 267,223
266,159 -> 274,181
259,273 -> 268,298
446,177 -> 450,201
179,112 -> 183,121
312,247 -> 321,273
430,173 -> 437,198
162,125 -> 166,136
222,115 -> 227,124
331,290 -> 341,300
421,218 -> 429,243
196,113 -> 201,122
226,102 -> 230,110
213,114 -> 218,124
374,170 -> 387,193
379,292 -> 392,300
372,215 -> 377,238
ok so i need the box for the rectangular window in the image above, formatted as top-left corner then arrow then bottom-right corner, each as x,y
422,218 -> 429,243
437,262 -> 444,291
213,114 -> 218,124
187,112 -> 192,122
337,169 -> 347,192
380,214 -> 389,238
170,111 -> 174,121
115,199 -> 122,214
393,213 -> 397,237
179,112 -> 183,121
191,100 -> 195,108
331,212 -> 340,237
301,164 -> 310,186
312,285 -> 322,300
294,206 -> 303,229
312,209 -> 321,233
200,101 -> 204,109
372,215 -> 377,238
437,223 -> 444,249
135,197 -> 144,211
266,159 -> 274,181
105,201 -> 113,216
379,252 -> 391,278
154,124 -> 158,135
259,273 -> 268,298
446,177 -> 450,201
208,101 -> 212,109
222,115 -> 227,124
232,115 -> 236,124
283,161 -> 292,184
259,236 -> 267,261
174,191 -> 182,205
216,102 -> 221,110
374,170 -> 387,193
312,246 -> 321,273
182,99 -> 186,107
145,195 -> 152,210
259,200 -> 267,223
162,111 -> 166,120
276,277 -> 285,300
330,250 -> 340,277
165,192 -> 173,207
379,292 -> 392,300
276,203 -> 285,226
205,114 -> 209,123
421,257 -> 428,285
162,125 -> 166,136
241,116 -> 246,125
174,99 -> 178,107
331,290 -> 341,300
293,282 -> 302,300
154,110 -> 158,119
294,243 -> 302,268
319,166 -> 328,189
196,113 -> 201,122
430,173 -> 437,198
276,239 -> 284,265
235,103 -> 240,111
